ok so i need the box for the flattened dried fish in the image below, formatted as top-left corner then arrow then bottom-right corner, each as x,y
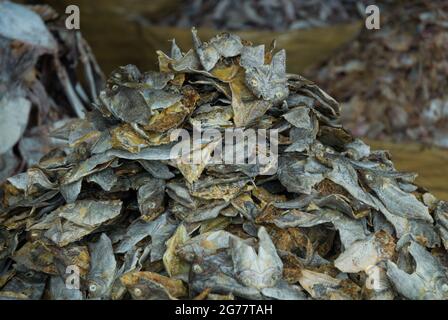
335,231 -> 395,273
231,227 -> 283,289
87,234 -> 116,299
387,241 -> 448,300
121,271 -> 186,300
32,200 -> 122,247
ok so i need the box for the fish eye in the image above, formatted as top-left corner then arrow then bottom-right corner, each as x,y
133,288 -> 142,297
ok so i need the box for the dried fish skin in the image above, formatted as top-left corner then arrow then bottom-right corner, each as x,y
174,138 -> 221,184
386,241 -> 448,300
60,179 -> 83,204
362,266 -> 396,300
283,106 -> 313,129
110,124 -> 149,153
231,227 -> 283,290
138,160 -> 174,180
231,93 -> 272,128
0,0 -> 103,176
7,168 -> 56,195
344,139 -> 370,161
284,107 -> 319,153
0,150 -> 19,184
115,213 -> 177,263
143,87 -> 199,132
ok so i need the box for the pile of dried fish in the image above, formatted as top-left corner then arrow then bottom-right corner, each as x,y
0,1 -> 104,182
1,28 -> 448,300
151,0 -> 382,30
308,1 -> 448,147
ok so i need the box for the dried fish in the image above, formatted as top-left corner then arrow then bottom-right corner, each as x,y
387,242 -> 448,300
0,1 -> 104,182
231,227 -> 283,289
308,1 -> 448,147
87,234 -> 117,299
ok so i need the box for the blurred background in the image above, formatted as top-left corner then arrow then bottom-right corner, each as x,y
2,0 -> 448,198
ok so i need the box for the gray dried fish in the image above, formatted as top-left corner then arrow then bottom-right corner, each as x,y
121,271 -> 187,300
334,230 -> 395,273
231,227 -> 283,289
365,174 -> 433,222
86,169 -> 118,191
278,155 -> 326,195
36,200 -> 122,247
137,179 -> 166,219
87,234 -> 117,299
297,269 -> 359,300
0,270 -> 47,300
387,241 -> 448,300
245,50 -> 289,103
115,213 -> 177,263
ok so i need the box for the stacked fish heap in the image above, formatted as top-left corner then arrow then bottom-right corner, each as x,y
153,0 -> 381,30
309,1 -> 448,147
0,1 -> 104,182
1,29 -> 448,300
